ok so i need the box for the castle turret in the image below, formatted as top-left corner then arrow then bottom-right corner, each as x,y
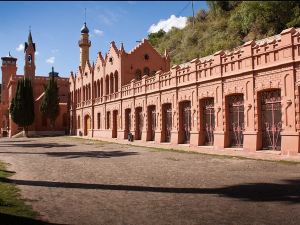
24,30 -> 36,78
79,22 -> 91,69
1,52 -> 17,104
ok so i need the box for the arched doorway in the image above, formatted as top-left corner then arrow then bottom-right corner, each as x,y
179,101 -> 191,144
259,89 -> 282,150
162,103 -> 172,142
135,107 -> 143,140
84,114 -> 91,136
147,105 -> 156,141
200,98 -> 215,146
226,94 -> 244,148
125,109 -> 131,139
112,110 -> 118,138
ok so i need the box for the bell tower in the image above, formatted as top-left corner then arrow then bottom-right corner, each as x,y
24,30 -> 36,78
79,22 -> 91,69
1,52 -> 17,104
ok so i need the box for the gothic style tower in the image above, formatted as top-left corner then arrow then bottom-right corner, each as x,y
1,52 -> 17,104
79,22 -> 91,69
24,30 -> 36,78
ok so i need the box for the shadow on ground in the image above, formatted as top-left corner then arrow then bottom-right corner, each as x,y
1,177 -> 299,203
0,213 -> 65,225
0,143 -> 75,148
0,150 -> 139,159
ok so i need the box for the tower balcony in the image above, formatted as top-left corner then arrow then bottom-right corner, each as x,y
78,40 -> 91,47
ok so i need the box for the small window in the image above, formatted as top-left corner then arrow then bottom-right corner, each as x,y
42,115 -> 47,127
77,115 -> 81,129
109,57 -> 113,64
107,112 -> 111,129
97,113 -> 101,129
28,54 -> 32,64
135,69 -> 142,80
143,67 -> 150,76
144,54 -> 149,60
63,113 -> 67,127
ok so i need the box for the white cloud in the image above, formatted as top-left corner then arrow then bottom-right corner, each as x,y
51,49 -> 59,53
46,56 -> 55,64
16,43 -> 24,52
94,29 -> 104,36
35,51 -> 39,55
148,15 -> 187,33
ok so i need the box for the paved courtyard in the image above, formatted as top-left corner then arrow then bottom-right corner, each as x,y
0,137 -> 300,225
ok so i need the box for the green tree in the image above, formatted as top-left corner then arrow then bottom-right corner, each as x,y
10,78 -> 35,135
40,75 -> 60,129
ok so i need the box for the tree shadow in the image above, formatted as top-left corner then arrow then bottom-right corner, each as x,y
0,140 -> 32,143
0,143 -> 75,148
0,150 -> 139,159
1,178 -> 300,203
45,150 -> 139,159
0,213 -> 65,225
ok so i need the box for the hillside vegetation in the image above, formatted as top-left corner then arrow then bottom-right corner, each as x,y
148,1 -> 300,65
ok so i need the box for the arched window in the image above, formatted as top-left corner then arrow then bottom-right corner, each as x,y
151,70 -> 156,76
94,81 -> 97,98
100,78 -> 103,97
110,73 -> 114,94
135,69 -> 142,80
143,67 -> 150,76
105,75 -> 109,95
97,80 -> 100,98
114,71 -> 118,92
83,86 -> 86,101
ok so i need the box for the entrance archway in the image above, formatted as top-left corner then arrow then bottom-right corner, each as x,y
162,103 -> 172,142
179,101 -> 191,144
226,94 -> 244,148
135,107 -> 143,140
147,105 -> 156,141
259,89 -> 282,150
200,98 -> 215,146
112,110 -> 118,138
125,109 -> 131,138
84,114 -> 91,136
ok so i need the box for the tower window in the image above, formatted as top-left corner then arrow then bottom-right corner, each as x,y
144,54 -> 149,60
28,54 -> 32,64
109,57 -> 113,64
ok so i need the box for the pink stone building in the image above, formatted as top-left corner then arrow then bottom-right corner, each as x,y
0,32 -> 70,137
70,24 -> 300,156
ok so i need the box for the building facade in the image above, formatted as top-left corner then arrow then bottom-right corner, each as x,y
0,32 -> 70,137
69,26 -> 300,156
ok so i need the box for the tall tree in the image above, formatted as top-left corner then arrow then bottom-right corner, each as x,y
40,75 -> 60,129
10,78 -> 35,135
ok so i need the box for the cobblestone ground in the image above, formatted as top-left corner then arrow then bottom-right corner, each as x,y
0,136 -> 300,225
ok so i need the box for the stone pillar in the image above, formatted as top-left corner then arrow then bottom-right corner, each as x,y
243,78 -> 258,152
213,83 -> 225,149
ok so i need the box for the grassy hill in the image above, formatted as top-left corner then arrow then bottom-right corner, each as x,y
148,1 -> 300,65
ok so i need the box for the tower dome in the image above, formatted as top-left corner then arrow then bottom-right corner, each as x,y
81,22 -> 89,34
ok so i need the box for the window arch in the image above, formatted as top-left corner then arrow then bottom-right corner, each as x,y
110,73 -> 114,94
135,69 -> 142,80
114,71 -> 119,92
105,75 -> 109,95
97,80 -> 100,98
100,78 -> 103,97
143,67 -> 150,76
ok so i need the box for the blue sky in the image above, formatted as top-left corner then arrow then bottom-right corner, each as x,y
0,1 -> 208,78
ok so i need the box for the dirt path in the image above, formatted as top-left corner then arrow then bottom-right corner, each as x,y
0,137 -> 300,225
